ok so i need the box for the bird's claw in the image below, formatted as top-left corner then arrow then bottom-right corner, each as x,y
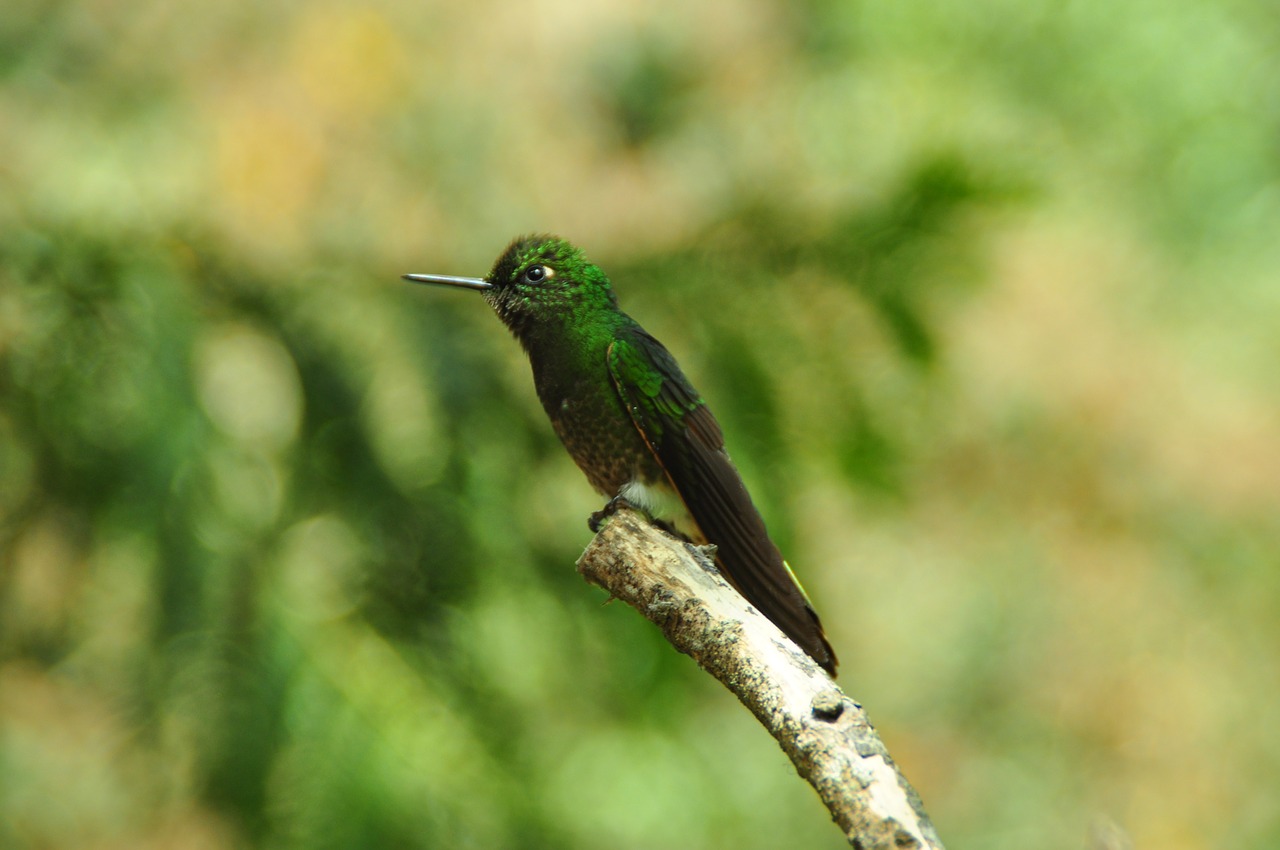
588,495 -> 635,533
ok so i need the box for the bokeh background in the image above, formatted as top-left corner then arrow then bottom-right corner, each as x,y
2,1 -> 1278,848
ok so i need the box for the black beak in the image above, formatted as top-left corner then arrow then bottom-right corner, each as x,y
402,273 -> 494,291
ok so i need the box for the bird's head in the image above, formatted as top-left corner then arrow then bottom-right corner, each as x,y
404,235 -> 618,340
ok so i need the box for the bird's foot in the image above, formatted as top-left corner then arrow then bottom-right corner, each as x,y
588,495 -> 636,533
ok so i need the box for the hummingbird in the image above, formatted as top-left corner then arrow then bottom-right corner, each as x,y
404,235 -> 837,676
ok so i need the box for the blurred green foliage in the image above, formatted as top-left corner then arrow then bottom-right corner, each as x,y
2,1 -> 1279,849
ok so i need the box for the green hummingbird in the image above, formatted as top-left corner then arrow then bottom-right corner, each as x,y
405,235 -> 837,676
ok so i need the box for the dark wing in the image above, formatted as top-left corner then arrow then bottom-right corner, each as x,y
607,327 -> 837,676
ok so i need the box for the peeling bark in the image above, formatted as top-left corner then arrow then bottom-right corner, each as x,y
577,507 -> 945,850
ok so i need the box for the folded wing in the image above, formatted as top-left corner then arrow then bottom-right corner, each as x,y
607,328 -> 837,675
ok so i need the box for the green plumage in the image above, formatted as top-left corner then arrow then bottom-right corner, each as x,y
406,235 -> 837,676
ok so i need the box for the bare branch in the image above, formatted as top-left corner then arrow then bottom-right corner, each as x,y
577,507 -> 945,850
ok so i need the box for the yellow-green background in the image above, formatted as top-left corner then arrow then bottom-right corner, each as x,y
2,1 -> 1277,848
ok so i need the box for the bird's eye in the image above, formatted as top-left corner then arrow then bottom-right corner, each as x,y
523,265 -> 550,284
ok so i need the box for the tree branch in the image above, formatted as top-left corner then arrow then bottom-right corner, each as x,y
577,507 -> 945,850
